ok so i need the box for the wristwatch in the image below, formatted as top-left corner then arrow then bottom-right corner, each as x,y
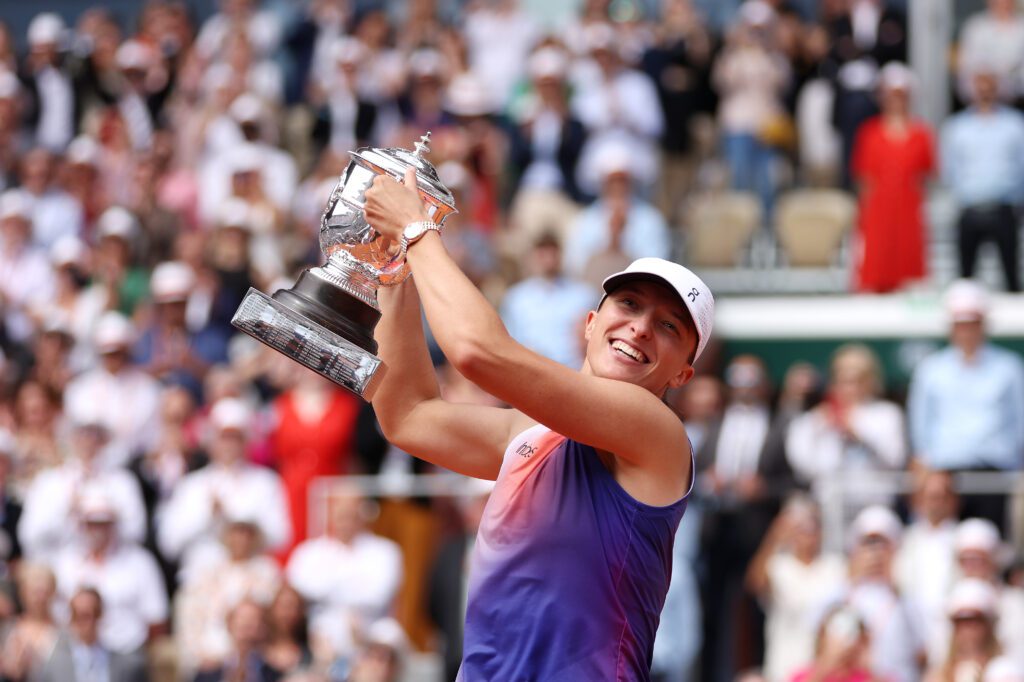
398,220 -> 441,259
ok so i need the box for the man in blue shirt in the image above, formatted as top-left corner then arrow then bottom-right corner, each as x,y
907,279 -> 1024,530
941,66 -> 1024,291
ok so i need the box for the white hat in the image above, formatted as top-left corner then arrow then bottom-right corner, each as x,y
446,73 -> 495,117
594,142 -> 635,180
217,197 -> 254,231
0,70 -> 21,99
27,13 -> 66,47
115,40 -> 153,71
78,486 -> 118,523
66,135 -> 101,167
225,144 -> 264,175
945,279 -> 989,322
878,62 -> 916,92
0,189 -> 34,222
96,206 -> 138,241
583,23 -> 617,54
229,93 -> 264,124
946,578 -> 998,619
409,48 -> 447,79
984,657 -> 1024,682
954,518 -> 1002,556
50,235 -> 87,267
738,0 -> 776,26
93,311 -> 135,352
150,261 -> 195,303
210,397 -> 252,433
331,36 -> 365,65
601,258 -> 715,362
364,617 -> 410,658
528,47 -> 569,80
849,505 -> 903,546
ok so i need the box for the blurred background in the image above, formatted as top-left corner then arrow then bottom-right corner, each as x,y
0,0 -> 1023,681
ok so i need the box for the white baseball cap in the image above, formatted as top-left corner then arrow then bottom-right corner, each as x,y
150,261 -> 196,303
78,486 -> 118,523
528,47 -> 569,81
229,93 -> 264,124
849,505 -> 903,546
954,518 -> 1003,556
945,279 -> 989,323
66,135 -> 101,167
27,13 -> 66,48
0,189 -> 34,222
115,40 -> 153,71
93,311 -> 135,352
601,258 -> 715,363
946,578 -> 998,619
96,206 -> 138,241
210,397 -> 252,433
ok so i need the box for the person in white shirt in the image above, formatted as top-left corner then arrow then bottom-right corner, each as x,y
23,13 -> 76,152
63,311 -> 162,464
895,470 -> 961,665
746,495 -> 847,682
158,397 -> 290,585
51,489 -> 168,655
787,344 -> 907,529
18,147 -> 83,248
924,579 -> 1003,682
286,485 -> 402,663
18,421 -> 146,563
951,518 -> 1024,661
0,188 -> 56,343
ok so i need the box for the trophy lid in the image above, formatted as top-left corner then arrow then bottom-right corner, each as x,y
350,133 -> 456,211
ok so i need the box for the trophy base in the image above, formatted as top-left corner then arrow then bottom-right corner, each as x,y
231,288 -> 386,400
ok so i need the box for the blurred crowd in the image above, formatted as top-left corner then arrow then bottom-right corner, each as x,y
0,0 -> 1024,681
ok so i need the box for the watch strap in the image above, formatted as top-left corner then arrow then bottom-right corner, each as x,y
398,220 -> 441,260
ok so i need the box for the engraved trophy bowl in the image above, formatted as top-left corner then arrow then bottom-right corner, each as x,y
231,133 -> 457,399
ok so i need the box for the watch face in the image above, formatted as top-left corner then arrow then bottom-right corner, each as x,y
404,223 -> 425,240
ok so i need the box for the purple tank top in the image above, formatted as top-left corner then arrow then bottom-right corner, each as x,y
457,424 -> 691,681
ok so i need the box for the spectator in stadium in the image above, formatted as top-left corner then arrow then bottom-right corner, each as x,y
135,260 -> 230,398
0,563 -> 58,681
158,397 -> 290,585
834,505 -> 926,682
0,189 -> 55,344
506,45 -> 587,254
746,495 -> 847,682
562,142 -> 673,280
0,70 -> 24,190
850,62 -> 935,293
269,367 -> 361,559
669,373 -> 726,453
907,279 -> 1024,530
286,488 -> 402,665
175,513 -> 280,672
924,579 -> 1002,682
63,311 -> 161,462
955,0 -> 1024,107
17,420 -> 146,562
499,231 -> 597,369
51,490 -> 168,657
941,66 -> 1024,292
17,147 -> 82,249
786,344 -> 907,516
7,379 -> 63,494
193,597 -> 279,682
32,587 -> 148,682
824,0 -> 907,187
571,22 -> 665,196
895,470 -> 961,665
712,1 -> 791,217
789,606 -> 874,682
62,136 -> 107,232
344,617 -> 408,682
263,584 -> 313,677
0,433 -> 21,565
20,13 -> 77,152
953,518 -> 1024,661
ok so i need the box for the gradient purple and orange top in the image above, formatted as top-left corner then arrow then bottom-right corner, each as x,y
457,424 -> 692,681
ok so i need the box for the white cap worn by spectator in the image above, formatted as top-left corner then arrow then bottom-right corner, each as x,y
408,48 -> 447,80
210,397 -> 252,433
115,40 -> 153,72
96,206 -> 138,242
945,279 -> 989,323
946,578 -> 999,619
528,47 -> 569,81
0,188 -> 33,222
878,62 -> 916,92
583,23 -> 617,55
849,505 -> 903,546
50,235 -> 87,268
150,261 -> 195,304
332,36 -> 365,65
93,311 -> 135,353
225,143 -> 264,176
66,135 -> 101,167
217,197 -> 255,232
229,93 -> 264,124
738,0 -> 776,27
601,258 -> 715,362
78,486 -> 119,524
0,70 -> 21,100
985,657 -> 1024,682
954,518 -> 1007,563
446,73 -> 495,117
593,141 -> 635,181
27,12 -> 66,48
364,617 -> 410,660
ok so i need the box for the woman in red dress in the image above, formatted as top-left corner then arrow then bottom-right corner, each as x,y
851,63 -> 936,293
269,368 -> 362,561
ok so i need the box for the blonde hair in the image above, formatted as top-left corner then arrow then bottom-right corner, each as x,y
831,343 -> 884,398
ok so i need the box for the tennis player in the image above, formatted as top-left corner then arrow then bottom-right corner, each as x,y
363,168 -> 714,681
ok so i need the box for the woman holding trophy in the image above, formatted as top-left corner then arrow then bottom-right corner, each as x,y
361,163 -> 714,680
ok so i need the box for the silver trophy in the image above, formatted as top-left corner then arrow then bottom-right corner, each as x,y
231,133 -> 457,399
